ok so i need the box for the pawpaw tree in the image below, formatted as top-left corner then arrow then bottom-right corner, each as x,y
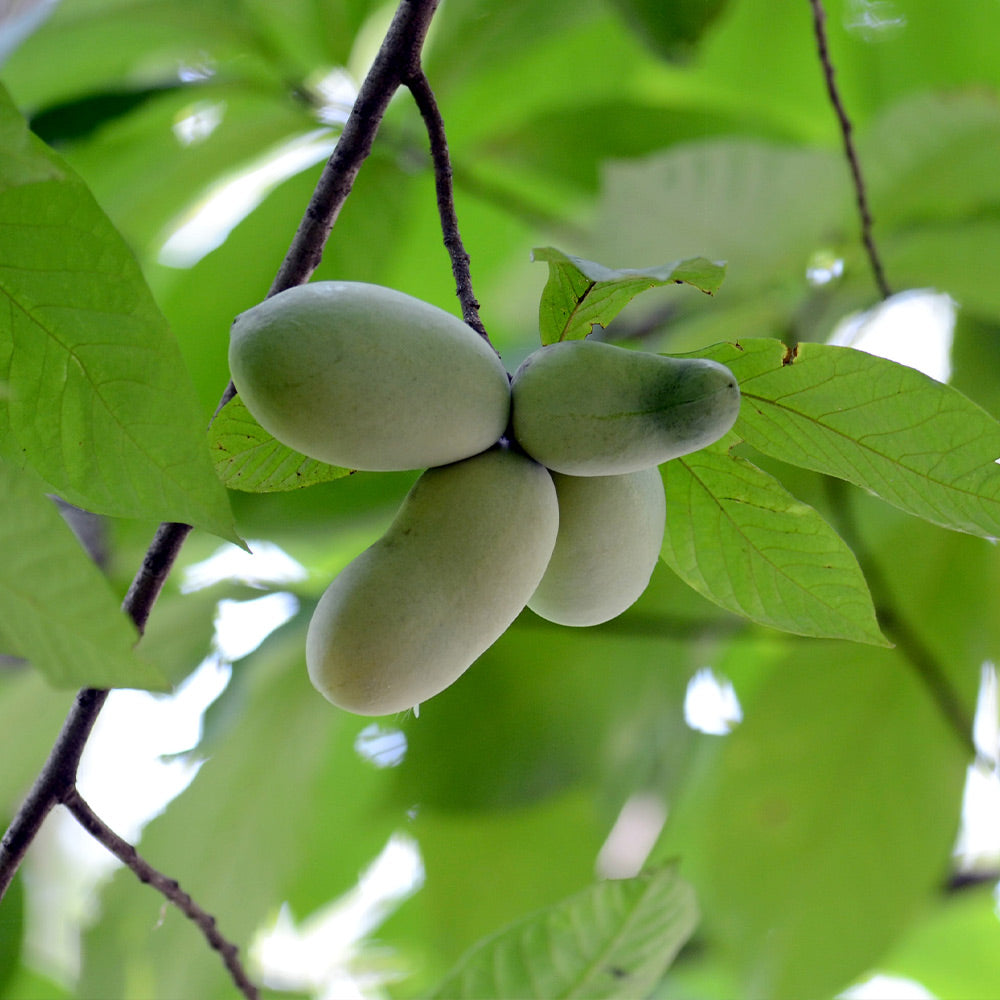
2,1 -> 1000,998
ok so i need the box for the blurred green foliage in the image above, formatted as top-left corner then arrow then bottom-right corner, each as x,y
2,1 -> 999,997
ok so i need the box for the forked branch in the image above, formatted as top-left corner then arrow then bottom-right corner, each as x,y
0,1 -> 447,995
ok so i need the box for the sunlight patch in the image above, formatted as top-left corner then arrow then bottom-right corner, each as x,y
172,100 -> 225,147
182,540 -> 308,593
355,723 -> 408,768
684,667 -> 743,735
596,792 -> 667,879
157,128 -> 337,268
828,289 -> 956,384
252,833 -> 423,998
214,592 -> 299,661
839,973 -> 936,999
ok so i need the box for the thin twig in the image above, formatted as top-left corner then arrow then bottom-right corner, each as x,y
63,789 -> 259,1000
808,0 -> 892,300
405,68 -> 491,344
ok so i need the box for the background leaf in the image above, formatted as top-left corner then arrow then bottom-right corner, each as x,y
428,865 -> 698,1000
606,0 -> 730,61
0,83 -> 236,540
532,246 -> 725,345
0,461 -> 166,690
660,436 -> 885,644
656,639 -> 969,1000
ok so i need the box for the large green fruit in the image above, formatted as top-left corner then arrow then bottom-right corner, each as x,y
510,339 -> 740,475
229,281 -> 511,471
528,467 -> 666,626
306,445 -> 559,715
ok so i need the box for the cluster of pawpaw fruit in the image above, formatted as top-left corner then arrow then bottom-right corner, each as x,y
229,281 -> 740,715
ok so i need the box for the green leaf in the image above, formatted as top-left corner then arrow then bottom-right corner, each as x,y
660,436 -> 886,645
701,338 -> 1000,538
0,83 -> 237,541
0,462 -> 167,690
209,395 -> 351,493
607,0 -> 729,61
656,640 -> 969,1000
0,866 -> 23,997
427,865 -> 698,1000
876,887 -> 1000,999
532,247 -> 725,345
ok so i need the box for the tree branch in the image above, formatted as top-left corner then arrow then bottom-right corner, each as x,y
0,523 -> 191,900
62,788 -> 259,1000
808,0 -> 892,300
269,0 -> 441,296
405,68 -> 491,345
1,0 -> 448,990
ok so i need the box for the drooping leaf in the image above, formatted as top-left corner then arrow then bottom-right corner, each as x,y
0,461 -> 167,690
532,247 -> 725,345
0,83 -> 237,541
427,865 -> 698,1000
208,395 -> 351,493
660,436 -> 886,645
701,338 -> 1000,538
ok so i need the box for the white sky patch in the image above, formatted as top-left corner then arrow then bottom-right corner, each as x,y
182,540 -> 308,592
0,0 -> 60,65
806,250 -> 845,286
839,973 -> 937,999
845,0 -> 907,38
972,661 -> 1000,764
684,667 -> 743,735
214,592 -> 299,661
172,99 -> 225,147
596,792 -> 668,879
308,66 -> 359,126
252,833 -> 424,999
158,128 -> 337,268
953,663 -> 1000,872
177,57 -> 215,83
355,723 -> 408,769
828,288 -> 957,384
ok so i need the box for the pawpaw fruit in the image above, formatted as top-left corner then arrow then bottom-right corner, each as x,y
528,467 -> 666,626
229,281 -> 511,471
510,339 -> 740,475
305,445 -> 559,715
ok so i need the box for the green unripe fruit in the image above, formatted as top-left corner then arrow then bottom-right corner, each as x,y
306,445 -> 559,715
528,467 -> 666,626
229,281 -> 511,471
510,339 -> 740,476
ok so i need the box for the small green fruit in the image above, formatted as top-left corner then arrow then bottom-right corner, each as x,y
511,339 -> 740,475
229,281 -> 511,471
528,467 -> 666,626
306,445 -> 559,715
